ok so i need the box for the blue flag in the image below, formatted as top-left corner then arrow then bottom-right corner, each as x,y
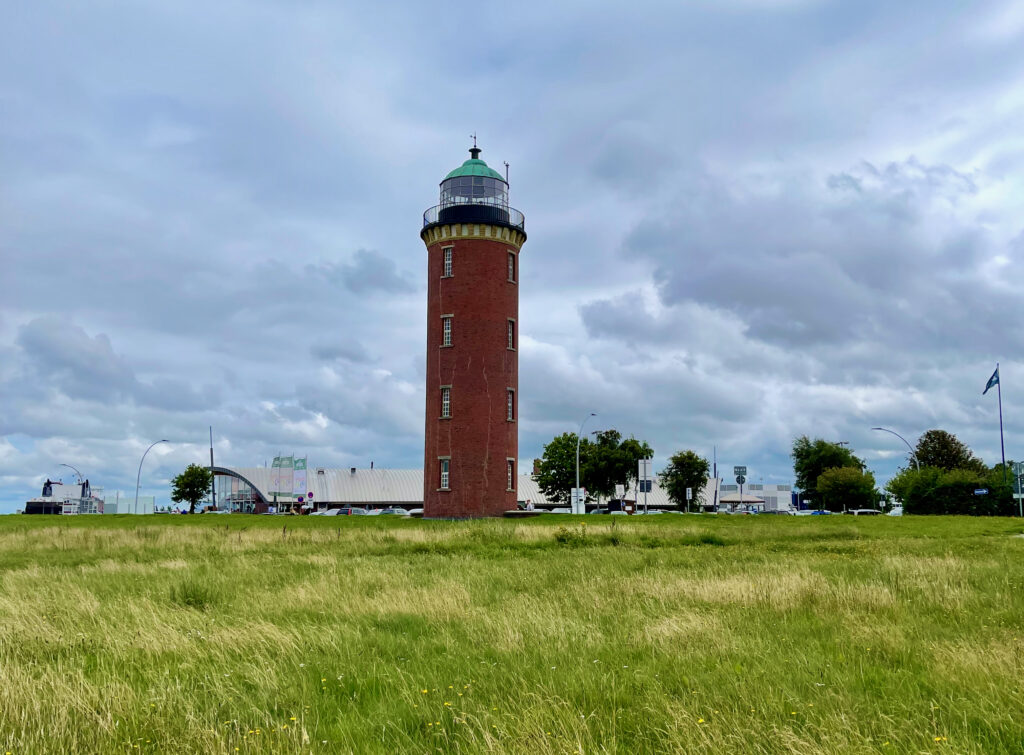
983,366 -> 999,396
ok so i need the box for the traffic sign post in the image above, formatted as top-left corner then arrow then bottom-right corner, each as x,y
571,487 -> 586,515
734,466 -> 747,512
638,459 -> 653,514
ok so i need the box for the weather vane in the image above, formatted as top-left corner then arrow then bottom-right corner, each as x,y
470,132 -> 477,148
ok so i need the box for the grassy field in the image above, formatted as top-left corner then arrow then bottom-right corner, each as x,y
1,514 -> 1023,754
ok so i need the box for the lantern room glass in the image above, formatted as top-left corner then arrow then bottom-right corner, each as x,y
440,175 -> 508,208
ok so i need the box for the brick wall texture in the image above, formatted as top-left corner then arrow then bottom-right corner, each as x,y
422,231 -> 521,517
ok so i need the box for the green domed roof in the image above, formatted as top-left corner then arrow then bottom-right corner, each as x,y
443,147 -> 506,182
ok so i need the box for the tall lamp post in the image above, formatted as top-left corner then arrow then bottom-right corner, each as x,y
870,427 -> 919,470
135,440 -> 170,514
59,463 -> 83,484
575,412 -> 596,513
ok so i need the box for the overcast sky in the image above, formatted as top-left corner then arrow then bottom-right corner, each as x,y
2,0 -> 1023,511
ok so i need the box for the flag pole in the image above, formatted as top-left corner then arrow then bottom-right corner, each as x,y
997,362 -> 1006,486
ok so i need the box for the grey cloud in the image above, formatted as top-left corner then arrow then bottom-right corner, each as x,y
623,157 -> 1020,358
13,317 -> 215,413
334,250 -> 417,295
310,341 -> 373,364
16,317 -> 136,403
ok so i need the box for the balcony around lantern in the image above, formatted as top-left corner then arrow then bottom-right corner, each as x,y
423,201 -> 525,232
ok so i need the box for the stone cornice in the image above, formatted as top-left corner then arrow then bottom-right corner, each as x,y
421,223 -> 526,250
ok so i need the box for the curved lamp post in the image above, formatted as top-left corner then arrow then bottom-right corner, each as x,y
871,427 -> 919,470
59,463 -> 83,484
575,412 -> 596,513
135,440 -> 170,514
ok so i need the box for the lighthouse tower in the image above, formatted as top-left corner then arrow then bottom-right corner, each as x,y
421,145 -> 527,518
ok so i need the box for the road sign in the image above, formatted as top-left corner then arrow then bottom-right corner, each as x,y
736,475 -> 746,485
686,487 -> 693,500
734,466 -> 746,476
640,480 -> 652,493
570,487 -> 587,514
615,484 -> 625,499
638,459 -> 652,480
974,488 -> 989,495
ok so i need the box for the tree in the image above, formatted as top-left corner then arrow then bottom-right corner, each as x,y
534,429 -> 653,504
658,450 -> 710,510
171,463 -> 213,514
791,436 -> 864,493
535,432 -> 591,505
584,430 -> 654,499
886,465 -> 1014,516
914,429 -> 986,473
815,466 -> 877,512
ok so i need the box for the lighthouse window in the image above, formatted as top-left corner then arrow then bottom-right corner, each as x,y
507,459 -> 515,491
441,315 -> 452,347
507,252 -> 516,282
442,247 -> 453,277
439,458 -> 450,490
507,319 -> 515,350
441,386 -> 451,418
506,388 -> 515,421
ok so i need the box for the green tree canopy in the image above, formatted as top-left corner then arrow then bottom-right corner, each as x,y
791,436 -> 864,493
584,430 -> 654,499
658,450 -> 710,510
887,464 -> 1014,515
914,429 -> 986,473
815,466 -> 877,512
534,429 -> 653,504
534,432 -> 590,505
171,463 -> 213,514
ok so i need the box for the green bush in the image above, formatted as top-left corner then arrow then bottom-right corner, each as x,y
169,577 -> 221,610
553,523 -> 587,546
895,467 -> 1015,515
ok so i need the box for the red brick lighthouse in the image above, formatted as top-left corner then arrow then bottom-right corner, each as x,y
421,144 -> 527,518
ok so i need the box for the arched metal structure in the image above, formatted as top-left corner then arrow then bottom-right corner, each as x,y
211,466 -> 269,512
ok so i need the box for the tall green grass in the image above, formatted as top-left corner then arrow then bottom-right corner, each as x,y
0,514 -> 1021,753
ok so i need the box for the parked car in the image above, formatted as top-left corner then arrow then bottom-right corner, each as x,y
847,509 -> 882,516
377,507 -> 409,516
887,506 -> 904,517
407,508 -> 424,517
329,507 -> 368,516
589,508 -> 608,515
549,507 -> 571,514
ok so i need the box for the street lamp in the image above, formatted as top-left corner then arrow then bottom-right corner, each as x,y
135,440 -> 170,514
575,412 -> 596,513
59,463 -> 83,484
870,427 -> 919,470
